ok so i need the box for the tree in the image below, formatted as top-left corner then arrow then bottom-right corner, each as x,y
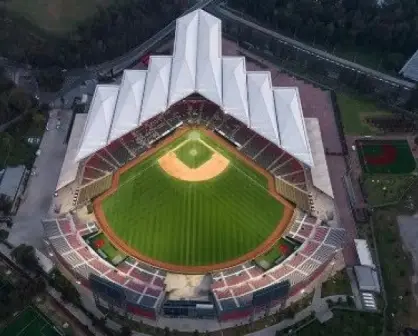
227,0 -> 418,73
0,194 -> 12,215
0,229 -> 9,241
49,270 -> 81,306
36,68 -> 64,92
11,244 -> 41,273
119,326 -> 132,336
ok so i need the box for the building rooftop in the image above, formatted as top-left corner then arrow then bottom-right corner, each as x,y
75,9 -> 314,167
400,49 -> 418,83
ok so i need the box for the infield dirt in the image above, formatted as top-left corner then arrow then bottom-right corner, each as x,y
158,151 -> 229,182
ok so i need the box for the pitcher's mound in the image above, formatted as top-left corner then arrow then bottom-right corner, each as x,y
190,149 -> 198,156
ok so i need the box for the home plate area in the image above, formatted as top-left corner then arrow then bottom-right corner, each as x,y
158,135 -> 230,182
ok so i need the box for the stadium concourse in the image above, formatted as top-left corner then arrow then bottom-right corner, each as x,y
44,9 -> 347,329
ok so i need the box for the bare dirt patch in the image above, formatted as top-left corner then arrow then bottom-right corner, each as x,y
158,151 -> 229,182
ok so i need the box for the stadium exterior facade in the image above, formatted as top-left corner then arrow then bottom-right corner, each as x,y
44,9 -> 345,326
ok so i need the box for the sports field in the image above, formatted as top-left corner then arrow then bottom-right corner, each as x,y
99,129 -> 291,270
0,306 -> 63,336
357,139 -> 416,174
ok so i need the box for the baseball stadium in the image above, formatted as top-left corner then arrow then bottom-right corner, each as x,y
43,10 -> 346,325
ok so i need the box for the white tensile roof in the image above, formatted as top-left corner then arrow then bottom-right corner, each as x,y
304,118 -> 333,198
109,70 -> 147,142
274,88 -> 312,165
75,9 -> 314,166
56,114 -> 87,190
354,239 -> 375,269
75,85 -> 119,161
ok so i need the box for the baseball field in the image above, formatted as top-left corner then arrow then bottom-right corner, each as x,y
357,139 -> 416,174
95,128 -> 293,272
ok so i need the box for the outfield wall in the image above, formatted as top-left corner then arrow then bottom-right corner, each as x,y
77,174 -> 113,205
275,178 -> 310,212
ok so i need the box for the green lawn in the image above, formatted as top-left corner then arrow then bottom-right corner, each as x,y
255,238 -> 297,269
337,94 -> 392,135
357,140 -> 416,175
102,130 -> 285,267
293,310 -> 383,336
362,175 -> 417,207
89,233 -> 125,265
0,306 -> 63,336
255,246 -> 281,269
4,0 -> 113,34
174,139 -> 213,168
321,270 -> 352,298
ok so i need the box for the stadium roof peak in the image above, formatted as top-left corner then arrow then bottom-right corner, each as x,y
75,9 -> 313,166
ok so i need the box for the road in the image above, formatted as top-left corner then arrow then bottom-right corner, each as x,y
8,109 -> 72,249
209,5 -> 416,90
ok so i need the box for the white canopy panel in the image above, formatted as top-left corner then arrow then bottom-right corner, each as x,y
354,239 -> 375,269
169,11 -> 199,106
222,57 -> 249,125
56,114 -> 87,190
196,10 -> 222,106
273,88 -> 313,166
247,72 -> 280,145
109,70 -> 147,142
140,56 -> 172,124
305,118 -> 333,197
75,85 -> 119,161
74,9 -> 314,173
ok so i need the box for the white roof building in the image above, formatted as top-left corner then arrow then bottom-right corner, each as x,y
74,9 -> 314,167
400,49 -> 418,83
56,114 -> 87,190
354,239 -> 375,269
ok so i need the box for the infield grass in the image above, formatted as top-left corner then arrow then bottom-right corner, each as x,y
102,130 -> 285,267
174,139 -> 213,168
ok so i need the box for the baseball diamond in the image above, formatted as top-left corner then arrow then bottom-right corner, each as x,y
357,139 -> 416,174
44,9 -> 349,325
94,127 -> 294,273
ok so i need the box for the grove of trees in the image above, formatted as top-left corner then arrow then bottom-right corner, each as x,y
0,68 -> 48,168
227,0 -> 418,72
0,0 -> 186,69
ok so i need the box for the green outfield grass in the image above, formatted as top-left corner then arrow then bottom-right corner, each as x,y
0,306 -> 63,336
102,130 -> 285,267
174,139 -> 213,168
